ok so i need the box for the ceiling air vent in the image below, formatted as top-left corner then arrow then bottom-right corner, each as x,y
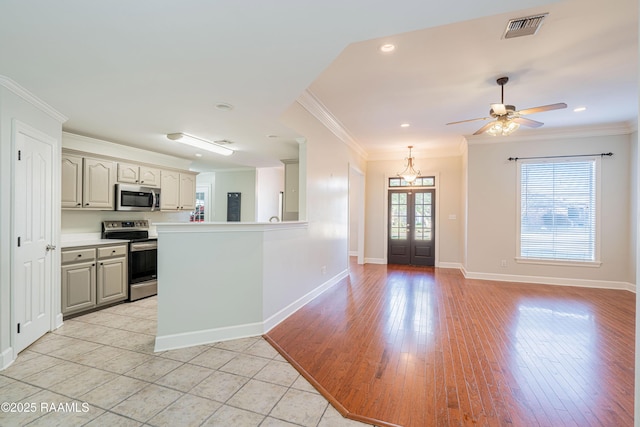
503,13 -> 548,39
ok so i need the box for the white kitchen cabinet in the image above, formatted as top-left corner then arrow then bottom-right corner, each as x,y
61,154 -> 83,208
160,170 -> 197,211
61,243 -> 127,316
96,245 -> 128,306
61,248 -> 97,315
83,157 -> 116,209
61,154 -> 116,210
117,162 -> 161,187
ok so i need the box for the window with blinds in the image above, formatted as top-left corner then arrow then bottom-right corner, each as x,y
518,158 -> 598,263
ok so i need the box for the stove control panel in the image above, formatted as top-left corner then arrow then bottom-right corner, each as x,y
102,220 -> 149,231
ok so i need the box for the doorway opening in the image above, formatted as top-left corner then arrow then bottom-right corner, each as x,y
387,176 -> 435,266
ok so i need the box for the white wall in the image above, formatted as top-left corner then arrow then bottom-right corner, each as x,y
155,99 -> 358,348
281,101 -> 352,287
364,155 -> 463,265
465,132 -> 634,288
213,169 -> 257,222
256,166 -> 284,222
629,130 -> 638,285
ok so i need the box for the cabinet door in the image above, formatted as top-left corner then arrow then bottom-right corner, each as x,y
61,155 -> 83,208
97,257 -> 127,305
62,261 -> 96,315
179,173 -> 197,210
139,166 -> 161,187
117,162 -> 139,184
160,170 -> 180,210
83,158 -> 116,209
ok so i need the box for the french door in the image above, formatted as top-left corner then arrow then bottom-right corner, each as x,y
388,189 -> 435,266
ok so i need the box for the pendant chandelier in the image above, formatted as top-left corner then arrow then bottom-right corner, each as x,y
397,145 -> 420,183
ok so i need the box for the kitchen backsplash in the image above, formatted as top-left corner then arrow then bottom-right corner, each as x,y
61,210 -> 190,236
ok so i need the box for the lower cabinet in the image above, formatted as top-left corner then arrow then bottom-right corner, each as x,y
62,244 -> 128,316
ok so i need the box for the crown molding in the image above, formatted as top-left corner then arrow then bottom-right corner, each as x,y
367,136 -> 467,161
296,89 -> 368,160
0,75 -> 67,123
466,121 -> 636,144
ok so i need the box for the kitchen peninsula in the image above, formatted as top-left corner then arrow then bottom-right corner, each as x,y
154,221 -> 347,351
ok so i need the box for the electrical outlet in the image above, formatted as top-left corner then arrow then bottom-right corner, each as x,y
500,259 -> 507,268
321,266 -> 327,275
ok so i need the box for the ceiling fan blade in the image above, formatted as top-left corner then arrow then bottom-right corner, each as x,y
446,117 -> 490,125
518,103 -> 567,115
473,121 -> 496,135
491,103 -> 507,115
513,117 -> 544,128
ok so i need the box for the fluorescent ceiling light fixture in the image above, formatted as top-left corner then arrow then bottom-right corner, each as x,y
167,133 -> 234,156
380,43 -> 395,53
573,106 -> 587,112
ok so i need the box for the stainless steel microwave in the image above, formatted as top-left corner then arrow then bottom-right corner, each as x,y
115,184 -> 160,211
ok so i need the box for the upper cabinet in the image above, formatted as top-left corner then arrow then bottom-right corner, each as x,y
160,170 -> 197,211
62,147 -> 197,212
62,154 -> 116,210
117,162 -> 161,187
61,155 -> 83,208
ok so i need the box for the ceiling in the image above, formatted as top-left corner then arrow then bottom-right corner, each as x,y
0,0 -> 636,171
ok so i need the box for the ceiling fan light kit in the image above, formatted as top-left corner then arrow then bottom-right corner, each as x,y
446,76 -> 567,136
486,117 -> 520,136
397,145 -> 420,183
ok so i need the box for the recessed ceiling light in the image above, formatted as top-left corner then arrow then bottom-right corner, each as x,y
573,106 -> 587,112
380,44 -> 395,53
400,123 -> 410,128
195,153 -> 203,157
215,103 -> 234,111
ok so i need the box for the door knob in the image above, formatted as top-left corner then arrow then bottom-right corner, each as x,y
46,244 -> 56,252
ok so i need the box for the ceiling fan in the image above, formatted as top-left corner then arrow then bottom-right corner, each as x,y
446,77 -> 567,136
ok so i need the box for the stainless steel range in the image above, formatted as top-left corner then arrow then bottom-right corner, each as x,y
102,220 -> 157,301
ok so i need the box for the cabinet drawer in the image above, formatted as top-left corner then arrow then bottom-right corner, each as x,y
62,248 -> 96,264
97,245 -> 127,259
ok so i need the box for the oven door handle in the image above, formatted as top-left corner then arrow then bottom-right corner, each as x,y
130,243 -> 158,251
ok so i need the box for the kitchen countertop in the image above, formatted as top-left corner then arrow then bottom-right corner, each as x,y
60,233 -> 130,249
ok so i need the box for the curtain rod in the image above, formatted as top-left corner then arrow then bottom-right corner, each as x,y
508,152 -> 613,161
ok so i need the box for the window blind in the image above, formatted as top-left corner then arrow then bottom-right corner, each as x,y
520,159 -> 596,261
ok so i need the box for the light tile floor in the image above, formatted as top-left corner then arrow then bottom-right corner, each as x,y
0,297 -> 372,427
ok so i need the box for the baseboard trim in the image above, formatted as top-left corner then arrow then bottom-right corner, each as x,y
155,269 -> 350,352
155,322 -> 264,352
462,268 -> 636,292
1,347 -> 14,370
54,313 -> 64,330
437,262 -> 463,269
364,257 -> 386,265
263,269 -> 348,333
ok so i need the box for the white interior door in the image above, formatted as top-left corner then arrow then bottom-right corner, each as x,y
14,121 -> 54,354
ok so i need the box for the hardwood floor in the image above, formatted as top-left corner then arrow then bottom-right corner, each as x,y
265,261 -> 635,427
